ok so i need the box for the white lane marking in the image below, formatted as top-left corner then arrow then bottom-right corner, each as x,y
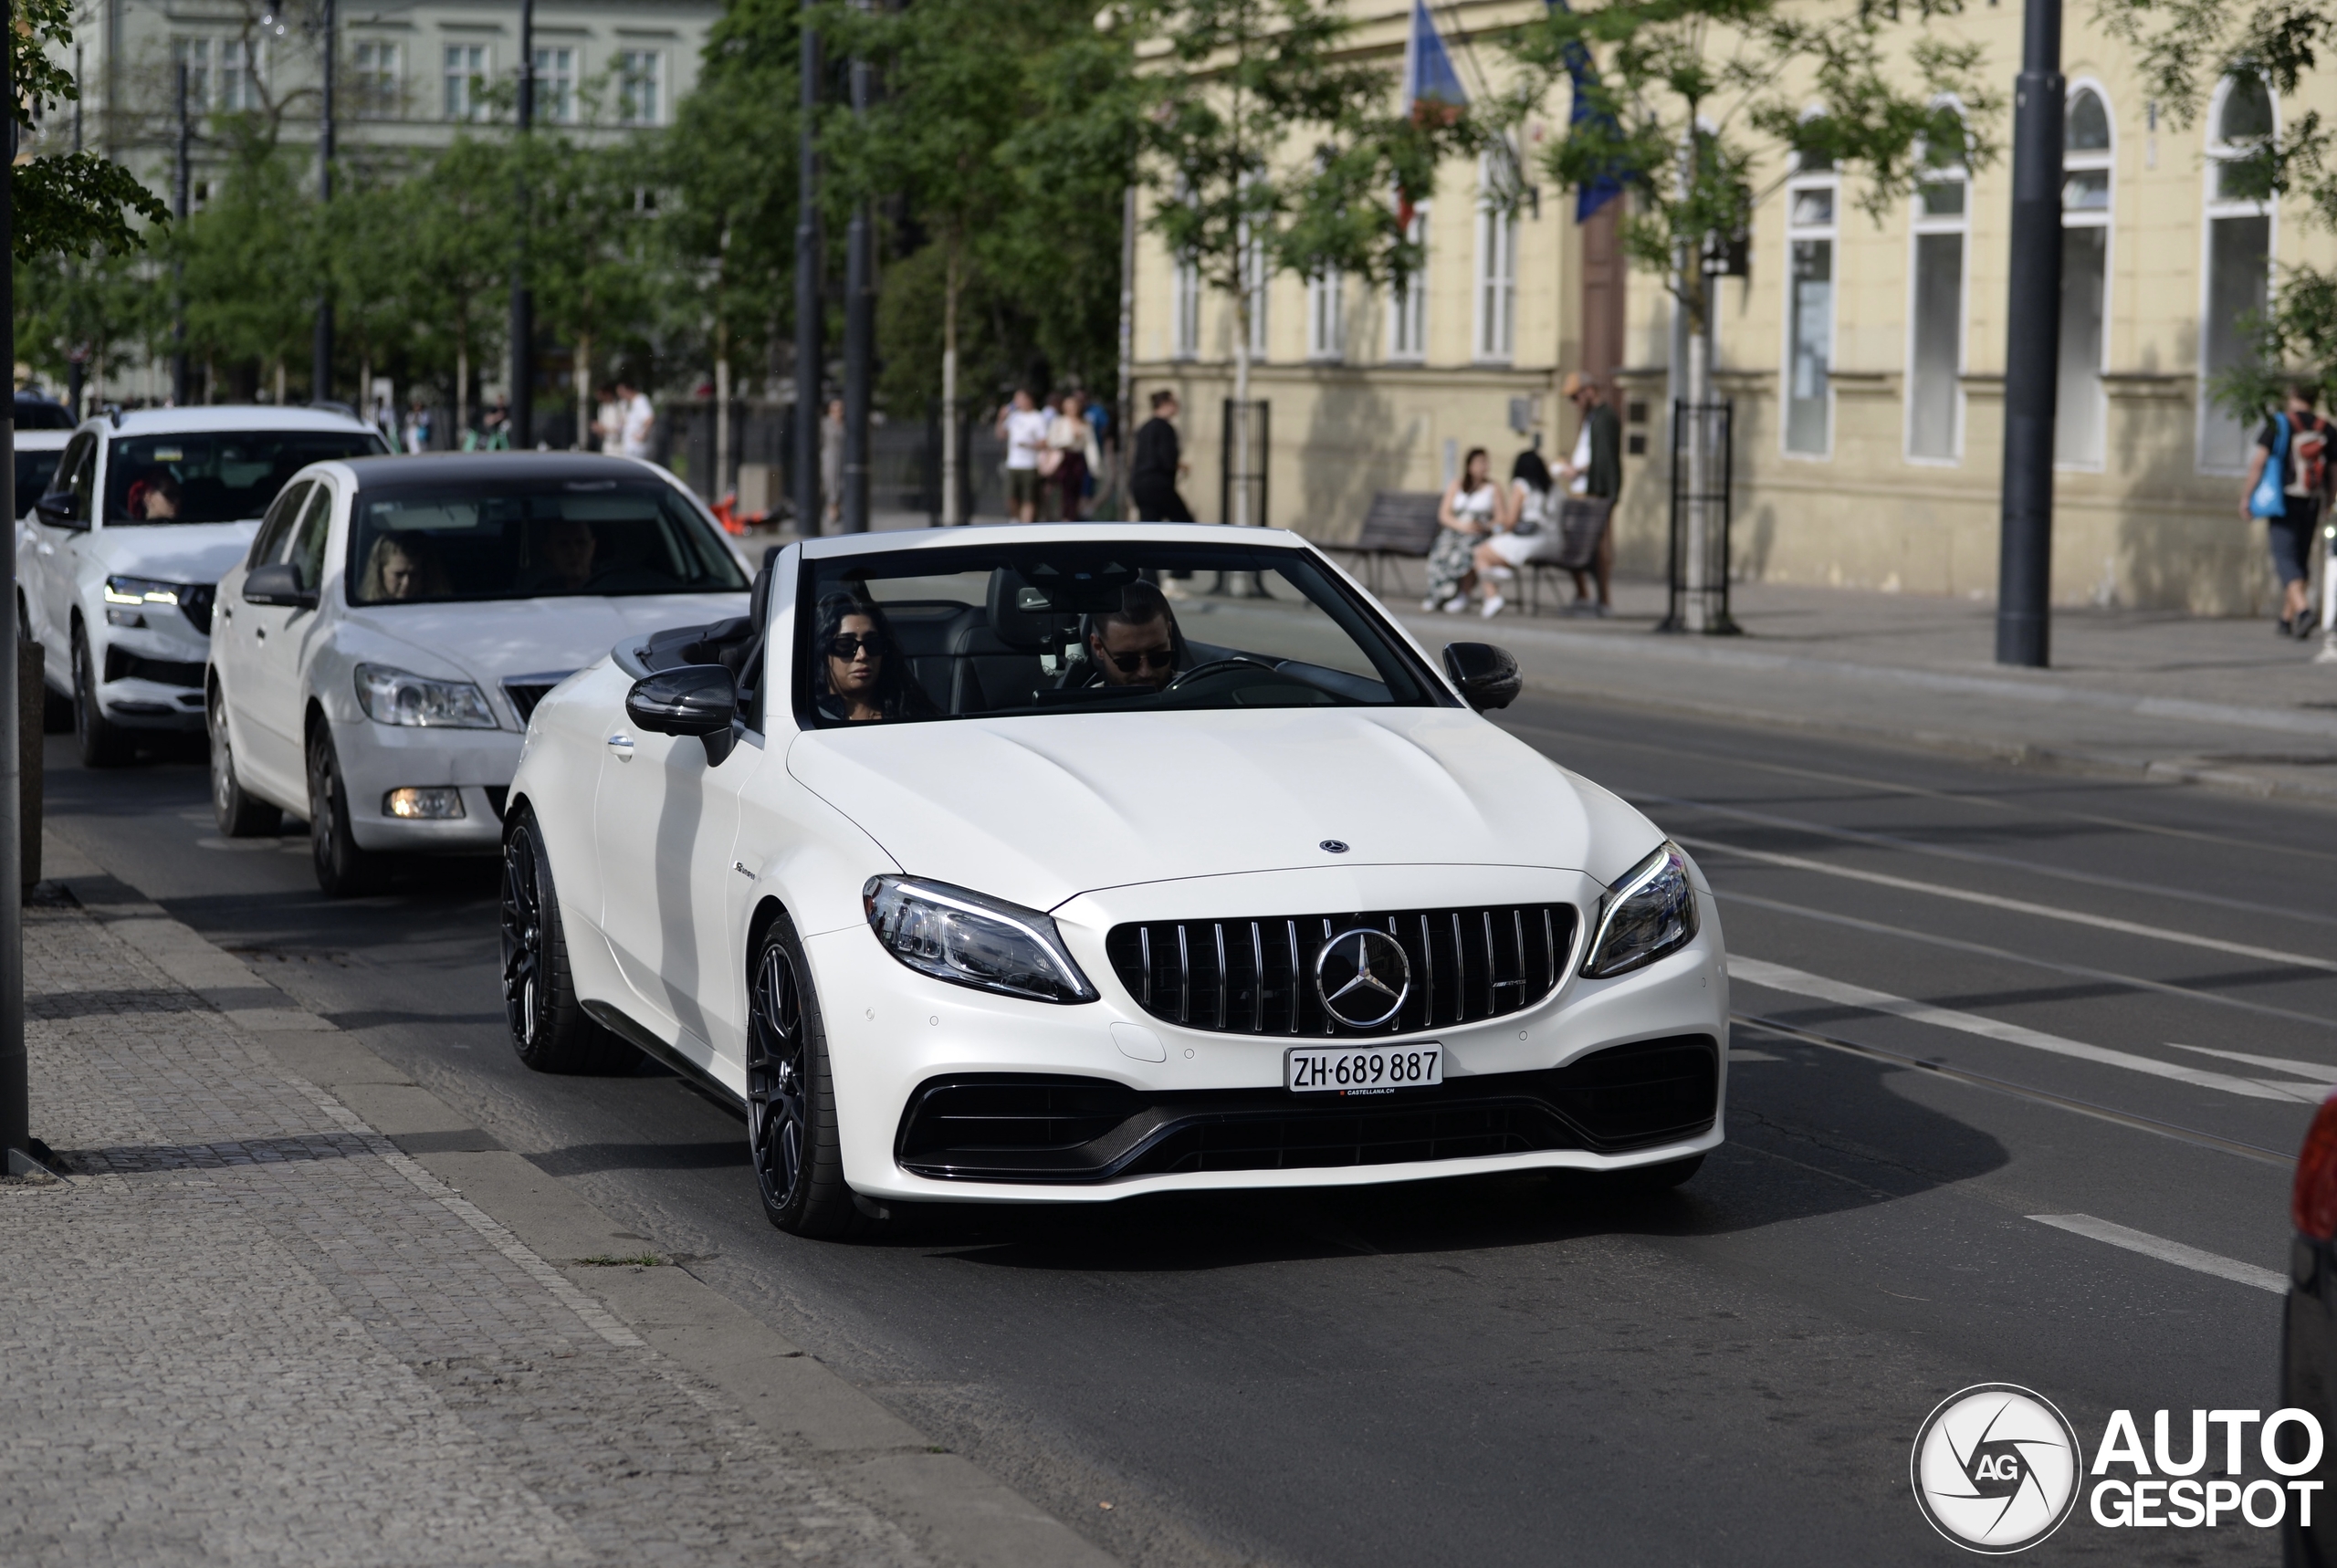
1727,956 -> 2313,1103
1683,834 -> 2337,976
2029,1213 -> 2288,1295
2165,1042 -> 2337,1091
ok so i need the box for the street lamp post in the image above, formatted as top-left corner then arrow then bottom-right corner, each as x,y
841,26 -> 873,534
1996,0 -> 2064,667
173,62 -> 190,406
510,0 -> 535,451
792,0 -> 823,537
313,0 -> 334,406
3,19 -> 33,1178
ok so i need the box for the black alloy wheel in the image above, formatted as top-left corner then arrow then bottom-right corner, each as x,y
208,687 -> 281,837
499,806 -> 639,1075
70,623 -> 133,768
746,916 -> 856,1237
305,725 -> 385,896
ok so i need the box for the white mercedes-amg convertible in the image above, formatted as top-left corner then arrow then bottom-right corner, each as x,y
502,523 -> 1727,1236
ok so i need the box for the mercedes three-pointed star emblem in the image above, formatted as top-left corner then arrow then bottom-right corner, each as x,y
1314,928 -> 1413,1029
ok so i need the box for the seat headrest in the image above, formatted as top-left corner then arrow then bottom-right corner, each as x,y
986,568 -> 1063,652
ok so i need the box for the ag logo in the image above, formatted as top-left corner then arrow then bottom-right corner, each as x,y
1314,927 -> 1410,1029
1912,1385 -> 2083,1553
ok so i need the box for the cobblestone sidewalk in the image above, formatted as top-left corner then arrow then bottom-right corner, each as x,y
0,886 -> 928,1568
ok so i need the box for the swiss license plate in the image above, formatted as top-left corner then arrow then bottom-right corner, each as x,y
1285,1042 -> 1442,1095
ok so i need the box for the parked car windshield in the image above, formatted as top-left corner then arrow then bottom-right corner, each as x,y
106,430 -> 389,525
346,476 -> 749,606
14,448 -> 63,517
798,540 -> 1446,726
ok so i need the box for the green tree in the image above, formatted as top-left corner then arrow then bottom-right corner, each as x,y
2102,0 -> 2337,413
1130,0 -> 1480,524
176,126 -> 317,400
529,132 -> 665,445
397,138 -> 515,439
14,0 -> 171,260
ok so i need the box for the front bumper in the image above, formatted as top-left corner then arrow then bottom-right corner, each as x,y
90,620 -> 209,730
805,870 -> 1729,1204
332,716 -> 523,852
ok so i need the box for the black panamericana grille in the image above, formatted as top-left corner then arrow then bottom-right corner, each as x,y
503,680 -> 563,725
1105,904 -> 1578,1038
894,1035 -> 1721,1183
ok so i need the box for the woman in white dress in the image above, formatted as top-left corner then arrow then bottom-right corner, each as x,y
1423,447 -> 1512,612
1472,450 -> 1556,618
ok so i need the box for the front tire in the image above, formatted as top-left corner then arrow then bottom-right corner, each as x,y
747,915 -> 856,1237
70,624 -> 134,768
209,688 -> 281,837
305,724 -> 385,896
500,805 -> 640,1074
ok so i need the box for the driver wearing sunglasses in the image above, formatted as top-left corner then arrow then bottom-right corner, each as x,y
1087,580 -> 1182,692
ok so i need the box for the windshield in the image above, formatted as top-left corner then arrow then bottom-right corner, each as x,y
346,477 -> 748,605
106,430 -> 388,524
798,541 -> 1444,726
14,448 -> 62,517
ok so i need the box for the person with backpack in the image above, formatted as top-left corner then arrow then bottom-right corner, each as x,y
2243,380 -> 2332,637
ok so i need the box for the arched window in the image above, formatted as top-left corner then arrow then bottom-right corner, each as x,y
1907,114 -> 1969,462
1783,147 -> 1838,456
2058,84 -> 2113,467
2200,74 -> 2275,471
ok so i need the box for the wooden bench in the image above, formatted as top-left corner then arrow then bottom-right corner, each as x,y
1330,491 -> 1443,594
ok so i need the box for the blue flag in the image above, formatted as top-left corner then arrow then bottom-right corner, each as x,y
1403,0 -> 1468,118
1551,0 -> 1626,221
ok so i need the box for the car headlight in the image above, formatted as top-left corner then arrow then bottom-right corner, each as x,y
104,574 -> 188,607
1582,841 -> 1700,978
354,663 -> 498,728
864,875 -> 1099,1004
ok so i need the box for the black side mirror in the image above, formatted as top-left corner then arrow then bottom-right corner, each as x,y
626,664 -> 739,763
1442,643 -> 1523,712
243,561 -> 317,608
33,493 -> 82,529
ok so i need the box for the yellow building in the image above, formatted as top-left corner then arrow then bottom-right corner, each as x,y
1127,1 -> 2328,612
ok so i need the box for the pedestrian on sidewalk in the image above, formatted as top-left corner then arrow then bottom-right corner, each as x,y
821,398 -> 845,532
2244,380 -> 2332,637
588,383 -> 622,455
613,379 -> 655,463
1048,392 -> 1100,522
1425,447 -> 1510,613
402,393 -> 434,455
1471,449 -> 1557,618
1130,390 -> 1194,523
1554,371 -> 1622,615
999,389 -> 1050,523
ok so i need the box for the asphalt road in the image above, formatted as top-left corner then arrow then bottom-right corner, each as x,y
43,691 -> 2327,1567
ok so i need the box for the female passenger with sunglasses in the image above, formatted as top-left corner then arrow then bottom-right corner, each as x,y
812,593 -> 936,722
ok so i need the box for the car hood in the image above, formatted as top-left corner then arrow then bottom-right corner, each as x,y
88,522 -> 258,585
337,593 -> 749,685
786,706 -> 1661,912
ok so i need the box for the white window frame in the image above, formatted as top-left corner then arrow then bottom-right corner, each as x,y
172,37 -> 212,110
351,39 -> 402,120
2057,79 -> 2115,470
218,37 -> 264,112
1306,268 -> 1344,361
1387,208 -> 1429,362
533,46 -> 578,124
1472,154 -> 1517,362
444,43 -> 489,122
1781,150 -> 1839,460
2197,72 -> 2279,474
1903,111 -> 1970,465
618,49 -> 664,127
1172,256 -> 1201,361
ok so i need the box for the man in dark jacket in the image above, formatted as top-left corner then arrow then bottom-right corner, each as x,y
1129,390 -> 1194,523
1559,371 -> 1622,614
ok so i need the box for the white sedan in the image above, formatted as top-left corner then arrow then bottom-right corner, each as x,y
504,523 -> 1727,1236
208,452 -> 750,894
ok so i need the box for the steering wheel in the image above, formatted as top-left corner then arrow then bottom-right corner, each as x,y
1166,655 -> 1280,692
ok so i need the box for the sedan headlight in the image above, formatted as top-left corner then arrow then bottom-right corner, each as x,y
864,875 -> 1098,1004
354,663 -> 497,728
104,574 -> 188,607
1582,841 -> 1700,978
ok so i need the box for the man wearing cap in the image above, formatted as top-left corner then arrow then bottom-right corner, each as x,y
1555,371 -> 1621,614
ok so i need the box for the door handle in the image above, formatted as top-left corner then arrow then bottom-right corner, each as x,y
606,733 -> 634,759
255,626 -> 267,642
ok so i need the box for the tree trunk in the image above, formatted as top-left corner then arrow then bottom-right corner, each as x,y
456,340 -> 469,449
574,334 -> 592,451
1230,280 -> 1252,529
273,359 -> 286,407
358,354 -> 371,431
941,236 -> 960,527
716,340 -> 732,501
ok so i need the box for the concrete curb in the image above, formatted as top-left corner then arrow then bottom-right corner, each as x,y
38,827 -> 1118,1568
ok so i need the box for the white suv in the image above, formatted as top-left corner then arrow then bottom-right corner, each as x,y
20,405 -> 389,766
